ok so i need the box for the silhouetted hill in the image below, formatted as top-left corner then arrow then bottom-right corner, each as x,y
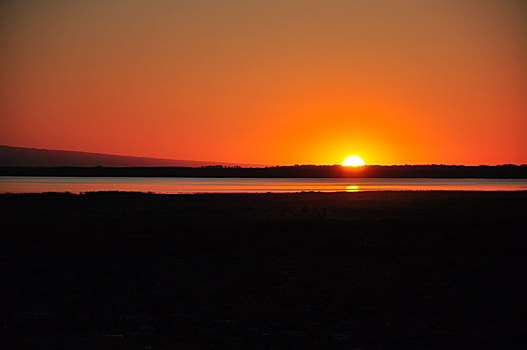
0,145 -> 255,167
1,164 -> 526,178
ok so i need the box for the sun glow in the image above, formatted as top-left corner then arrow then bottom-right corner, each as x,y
342,155 -> 365,167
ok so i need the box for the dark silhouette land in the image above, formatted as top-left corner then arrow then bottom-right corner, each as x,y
1,191 -> 526,348
2,146 -> 526,178
2,164 -> 527,178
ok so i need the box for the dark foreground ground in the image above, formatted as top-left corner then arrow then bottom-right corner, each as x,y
1,191 -> 526,349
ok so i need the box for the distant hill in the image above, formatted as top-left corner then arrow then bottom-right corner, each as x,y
0,145 -> 255,167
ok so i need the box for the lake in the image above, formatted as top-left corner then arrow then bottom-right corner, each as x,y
1,176 -> 526,193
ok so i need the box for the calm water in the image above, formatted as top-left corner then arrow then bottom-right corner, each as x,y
1,176 -> 526,193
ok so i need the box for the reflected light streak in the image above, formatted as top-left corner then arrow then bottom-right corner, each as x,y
346,185 -> 360,192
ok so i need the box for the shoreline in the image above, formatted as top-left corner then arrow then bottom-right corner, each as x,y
2,164 -> 527,178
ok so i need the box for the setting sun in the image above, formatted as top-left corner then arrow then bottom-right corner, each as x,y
342,155 -> 365,167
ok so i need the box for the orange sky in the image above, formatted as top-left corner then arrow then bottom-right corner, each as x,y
1,0 -> 526,165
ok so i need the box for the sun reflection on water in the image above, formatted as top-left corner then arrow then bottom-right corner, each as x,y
346,185 -> 359,192
1,177 -> 526,193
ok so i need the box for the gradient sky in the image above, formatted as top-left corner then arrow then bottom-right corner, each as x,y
1,0 -> 526,165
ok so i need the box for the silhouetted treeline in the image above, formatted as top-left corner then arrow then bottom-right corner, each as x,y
1,164 -> 526,178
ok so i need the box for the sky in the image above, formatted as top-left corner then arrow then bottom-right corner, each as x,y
1,0 -> 526,165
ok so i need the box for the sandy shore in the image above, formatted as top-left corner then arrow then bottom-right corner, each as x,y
1,191 -> 526,348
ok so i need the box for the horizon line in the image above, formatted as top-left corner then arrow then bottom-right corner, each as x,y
1,144 -> 525,168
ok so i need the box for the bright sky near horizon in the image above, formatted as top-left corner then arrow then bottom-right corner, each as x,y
1,0 -> 526,165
